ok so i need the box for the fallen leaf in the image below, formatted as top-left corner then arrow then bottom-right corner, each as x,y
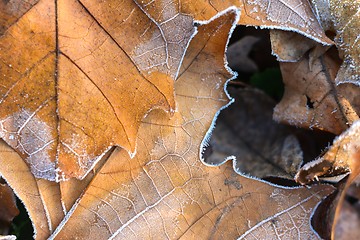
295,120 -> 360,239
207,0 -> 332,45
333,200 -> 360,240
328,0 -> 360,85
295,120 -> 360,185
270,29 -> 327,62
205,87 -> 303,179
274,49 -> 360,134
0,0 -> 196,180
0,8 -> 334,239
272,0 -> 360,84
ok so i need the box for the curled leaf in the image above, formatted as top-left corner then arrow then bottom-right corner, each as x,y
274,50 -> 360,134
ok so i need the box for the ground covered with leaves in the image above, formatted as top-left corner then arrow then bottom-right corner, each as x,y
0,0 -> 360,239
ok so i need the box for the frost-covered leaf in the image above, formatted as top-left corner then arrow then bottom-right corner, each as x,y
0,8 -> 334,240
328,0 -> 360,85
0,0 -> 197,180
274,50 -> 360,134
296,120 -> 360,239
205,87 -> 303,179
295,120 -> 360,185
0,140 -> 64,239
207,0 -> 332,45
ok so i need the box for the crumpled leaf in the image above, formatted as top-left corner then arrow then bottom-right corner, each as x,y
0,0 -> 198,180
0,180 -> 19,235
0,8 -> 334,239
205,87 -> 303,179
295,120 -> 360,184
328,0 -> 360,84
295,120 -> 360,239
274,50 -> 360,135
273,0 -> 360,84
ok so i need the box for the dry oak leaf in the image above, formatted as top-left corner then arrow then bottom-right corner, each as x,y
206,0 -> 333,45
0,8 -> 335,240
295,120 -> 360,239
274,49 -> 360,135
274,0 -> 360,84
0,0 -> 334,182
295,120 -> 360,185
327,0 -> 360,85
0,0 -> 203,181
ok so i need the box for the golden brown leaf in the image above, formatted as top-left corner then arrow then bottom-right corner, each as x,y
0,0 -> 191,180
46,9 -> 331,239
274,50 -> 360,134
295,120 -> 360,185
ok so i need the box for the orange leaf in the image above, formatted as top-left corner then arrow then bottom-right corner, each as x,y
0,0 -> 194,180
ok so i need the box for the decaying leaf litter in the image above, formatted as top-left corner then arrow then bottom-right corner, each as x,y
0,0 -> 359,239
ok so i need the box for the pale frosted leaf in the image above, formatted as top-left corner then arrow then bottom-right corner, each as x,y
274,50 -> 360,134
41,9 -> 333,239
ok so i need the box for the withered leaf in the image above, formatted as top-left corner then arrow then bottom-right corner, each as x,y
296,120 -> 360,239
0,8 -> 334,240
328,0 -> 360,84
273,0 -> 360,84
207,0 -> 332,45
205,87 -> 303,179
274,50 -> 360,135
295,120 -> 360,185
0,0 -> 198,180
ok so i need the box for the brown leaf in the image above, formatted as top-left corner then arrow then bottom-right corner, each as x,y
274,49 -> 360,134
270,29 -> 329,62
0,180 -> 19,234
333,200 -> 360,240
295,120 -> 360,185
295,120 -> 360,238
205,87 -> 303,179
0,0 -> 195,180
0,8 -> 335,239
328,0 -> 360,84
208,0 -> 332,45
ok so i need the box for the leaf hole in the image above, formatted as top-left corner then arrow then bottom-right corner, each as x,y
306,95 -> 314,109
